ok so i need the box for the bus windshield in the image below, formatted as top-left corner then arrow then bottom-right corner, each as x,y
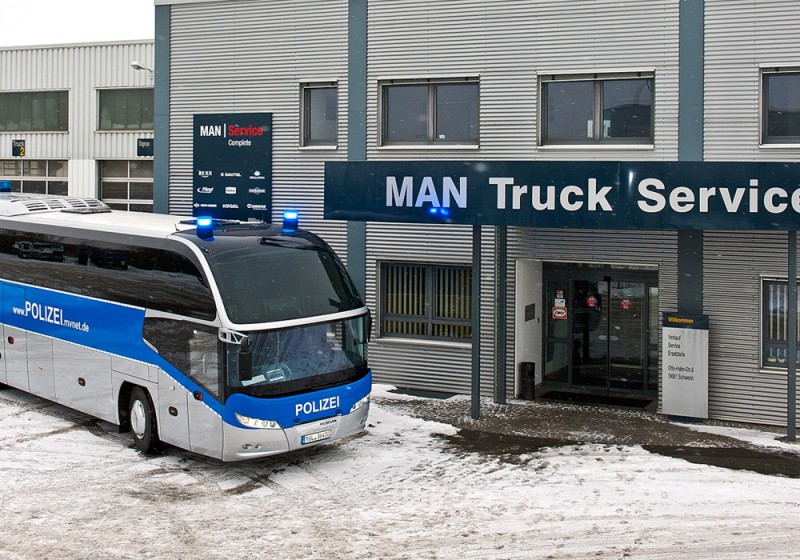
192,229 -> 363,325
227,315 -> 368,397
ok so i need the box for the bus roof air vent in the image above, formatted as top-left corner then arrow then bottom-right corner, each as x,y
0,193 -> 110,217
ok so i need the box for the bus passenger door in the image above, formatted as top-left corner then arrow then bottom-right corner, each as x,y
188,396 -> 222,460
187,327 -> 222,460
2,284 -> 29,391
156,369 -> 190,448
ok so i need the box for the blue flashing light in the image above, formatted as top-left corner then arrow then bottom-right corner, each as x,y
196,216 -> 214,241
427,207 -> 450,218
283,210 -> 299,232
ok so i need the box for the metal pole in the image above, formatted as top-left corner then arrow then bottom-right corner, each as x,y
471,224 -> 481,420
495,226 -> 507,405
788,231 -> 797,441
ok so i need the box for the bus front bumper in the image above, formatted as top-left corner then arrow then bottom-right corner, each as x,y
220,403 -> 370,462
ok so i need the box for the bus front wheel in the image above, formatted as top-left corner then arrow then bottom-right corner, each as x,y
129,387 -> 159,454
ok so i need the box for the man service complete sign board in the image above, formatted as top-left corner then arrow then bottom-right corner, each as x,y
324,161 -> 800,231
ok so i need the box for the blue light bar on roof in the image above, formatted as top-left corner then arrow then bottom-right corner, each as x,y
283,210 -> 299,232
196,216 -> 214,240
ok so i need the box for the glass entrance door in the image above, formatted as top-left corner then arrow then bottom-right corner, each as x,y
543,266 -> 658,394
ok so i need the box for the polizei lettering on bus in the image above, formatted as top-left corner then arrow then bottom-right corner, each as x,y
323,161 -> 800,231
295,396 -> 340,417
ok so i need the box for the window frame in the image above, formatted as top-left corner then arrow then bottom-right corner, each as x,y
379,261 -> 472,342
539,73 -> 655,146
379,78 -> 480,147
97,87 -> 155,131
99,159 -> 154,212
0,159 -> 68,195
761,277 -> 800,370
0,90 -> 69,132
300,82 -> 338,148
761,68 -> 800,145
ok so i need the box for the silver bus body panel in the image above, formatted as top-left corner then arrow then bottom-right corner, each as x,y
54,340 -> 116,423
4,329 -> 29,392
27,335 -> 55,401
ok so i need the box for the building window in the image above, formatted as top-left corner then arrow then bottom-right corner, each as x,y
762,278 -> 800,368
301,83 -> 337,146
380,262 -> 472,341
98,88 -> 154,130
762,70 -> 800,144
381,79 -> 479,145
0,91 -> 68,132
541,74 -> 654,145
0,159 -> 68,195
99,160 -> 153,212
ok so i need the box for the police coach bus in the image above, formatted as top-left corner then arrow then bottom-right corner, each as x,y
0,191 -> 371,461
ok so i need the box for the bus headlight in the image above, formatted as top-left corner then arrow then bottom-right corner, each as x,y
235,412 -> 281,430
349,394 -> 370,413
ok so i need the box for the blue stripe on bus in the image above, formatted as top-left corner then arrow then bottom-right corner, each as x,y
2,280 -> 371,427
3,282 -> 153,361
1,281 -> 226,415
224,371 -> 372,428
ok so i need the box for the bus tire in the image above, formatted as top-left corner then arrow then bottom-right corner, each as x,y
129,387 -> 159,454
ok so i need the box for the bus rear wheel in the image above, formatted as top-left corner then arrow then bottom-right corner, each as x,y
129,387 -> 159,454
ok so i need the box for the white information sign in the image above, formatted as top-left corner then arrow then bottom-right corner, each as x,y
661,313 -> 709,419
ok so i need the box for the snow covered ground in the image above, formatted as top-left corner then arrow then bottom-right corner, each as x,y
0,384 -> 799,560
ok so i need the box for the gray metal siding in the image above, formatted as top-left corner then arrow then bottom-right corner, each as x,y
366,0 -> 680,161
704,232 -> 799,425
167,0 -> 349,253
704,0 -> 800,161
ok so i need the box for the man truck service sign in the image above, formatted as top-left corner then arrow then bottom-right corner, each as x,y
661,313 -> 709,419
324,160 -> 800,231
193,113 -> 272,221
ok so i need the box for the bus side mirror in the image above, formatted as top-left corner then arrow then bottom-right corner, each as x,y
366,311 -> 372,342
238,337 -> 253,382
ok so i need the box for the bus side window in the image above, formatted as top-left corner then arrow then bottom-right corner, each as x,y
0,229 -> 88,295
143,318 -> 220,398
83,243 -> 158,308
150,250 -> 216,320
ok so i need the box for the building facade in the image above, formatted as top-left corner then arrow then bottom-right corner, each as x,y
152,0 -> 799,427
0,41 -> 155,210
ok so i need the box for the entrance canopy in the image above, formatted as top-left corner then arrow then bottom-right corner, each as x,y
325,161 -> 800,231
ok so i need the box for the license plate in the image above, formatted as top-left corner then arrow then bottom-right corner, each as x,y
301,429 -> 332,445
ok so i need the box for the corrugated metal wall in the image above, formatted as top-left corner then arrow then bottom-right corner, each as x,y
0,42 -> 154,188
704,232 -> 799,425
167,0 -> 349,252
704,0 -> 800,161
365,0 -> 681,394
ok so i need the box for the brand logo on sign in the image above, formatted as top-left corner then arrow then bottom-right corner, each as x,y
199,125 -> 224,137
198,170 -> 212,178
197,186 -> 214,194
225,187 -> 236,195
248,187 -> 266,195
228,124 -> 264,137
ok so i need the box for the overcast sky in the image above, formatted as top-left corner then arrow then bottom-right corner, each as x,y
0,0 -> 155,48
